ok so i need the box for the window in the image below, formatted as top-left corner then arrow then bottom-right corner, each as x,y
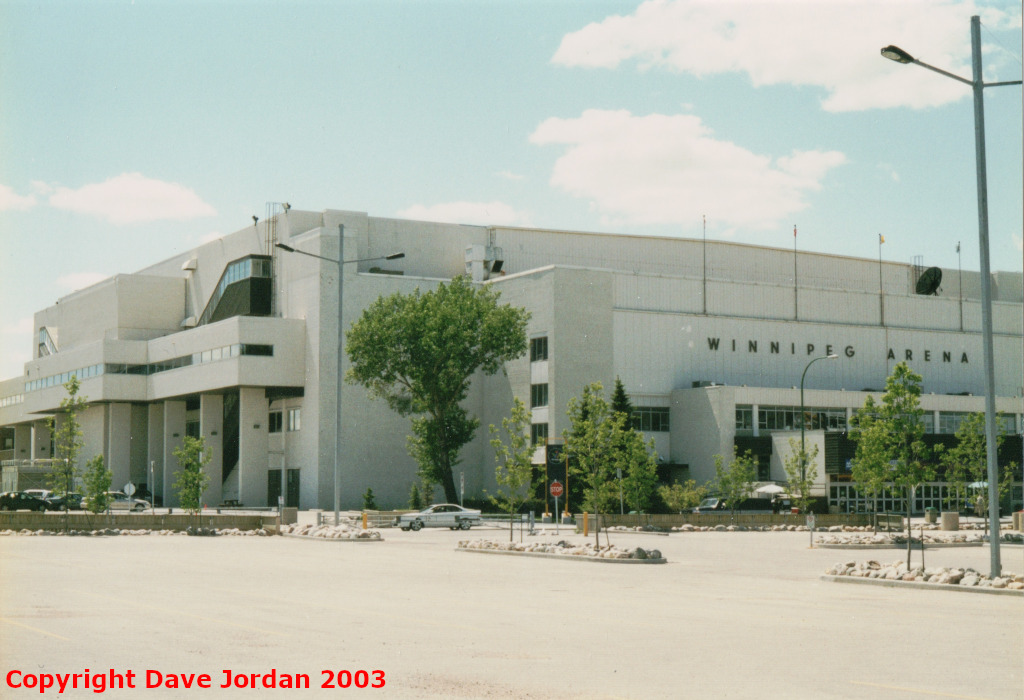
185,420 -> 200,439
531,423 -> 549,446
735,406 -> 753,432
530,383 -> 548,408
287,408 -> 301,432
632,407 -> 670,432
269,411 -> 283,434
530,336 -> 548,362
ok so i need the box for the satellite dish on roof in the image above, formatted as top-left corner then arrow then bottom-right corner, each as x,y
915,266 -> 942,295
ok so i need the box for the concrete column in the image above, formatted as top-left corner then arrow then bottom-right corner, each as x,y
200,394 -> 223,507
147,404 -> 164,504
162,401 -> 186,507
31,420 -> 51,460
13,424 -> 32,461
107,403 -> 132,491
751,404 -> 760,437
238,387 -> 269,508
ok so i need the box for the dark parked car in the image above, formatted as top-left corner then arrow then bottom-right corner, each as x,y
0,491 -> 50,512
45,493 -> 84,511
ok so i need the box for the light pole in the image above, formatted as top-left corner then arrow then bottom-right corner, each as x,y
800,354 -> 838,485
276,225 -> 404,526
881,15 -> 1021,576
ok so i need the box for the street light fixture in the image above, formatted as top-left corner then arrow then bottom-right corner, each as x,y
881,16 -> 1021,577
275,225 -> 405,526
800,354 -> 838,485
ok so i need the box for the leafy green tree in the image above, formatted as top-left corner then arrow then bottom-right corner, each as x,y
346,276 -> 530,503
487,398 -> 535,541
850,395 -> 891,528
713,448 -> 757,518
82,455 -> 112,514
851,362 -> 932,565
47,376 -> 87,498
564,383 -> 623,547
618,430 -> 659,523
172,436 -> 212,514
408,482 -> 423,510
362,487 -> 378,511
938,412 -> 988,513
658,480 -> 708,514
782,438 -> 819,514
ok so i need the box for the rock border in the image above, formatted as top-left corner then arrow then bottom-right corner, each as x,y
821,574 -> 1023,596
279,523 -> 382,541
457,539 -> 666,564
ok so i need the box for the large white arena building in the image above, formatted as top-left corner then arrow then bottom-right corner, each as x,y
2,207 -> 1022,513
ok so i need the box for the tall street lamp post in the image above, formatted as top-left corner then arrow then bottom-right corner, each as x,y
800,354 -> 838,485
277,225 -> 405,526
881,15 -> 1021,576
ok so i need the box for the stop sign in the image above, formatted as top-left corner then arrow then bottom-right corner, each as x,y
550,480 -> 564,498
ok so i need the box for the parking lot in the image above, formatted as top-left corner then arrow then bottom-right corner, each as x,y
1,520 -> 1021,699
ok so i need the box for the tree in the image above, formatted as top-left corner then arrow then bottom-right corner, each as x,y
610,377 -> 633,424
938,412 -> 987,513
408,482 -> 423,510
82,455 -> 112,514
564,383 -> 623,547
487,397 -> 535,541
658,480 -> 708,514
850,362 -> 932,566
782,438 -> 819,515
172,436 -> 212,515
362,487 -> 378,511
618,430 -> 659,524
713,448 -> 757,518
850,395 -> 891,529
47,376 -> 87,498
346,276 -> 530,503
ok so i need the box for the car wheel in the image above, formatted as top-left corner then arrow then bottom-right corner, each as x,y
458,520 -> 472,530
409,520 -> 423,531
400,527 -> 410,531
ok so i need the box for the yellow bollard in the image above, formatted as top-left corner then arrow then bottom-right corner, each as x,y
583,511 -> 589,537
362,512 -> 367,529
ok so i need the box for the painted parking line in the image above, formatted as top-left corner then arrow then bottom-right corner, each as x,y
0,617 -> 71,641
851,681 -> 997,700
79,592 -> 289,637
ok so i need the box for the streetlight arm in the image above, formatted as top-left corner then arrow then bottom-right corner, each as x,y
275,243 -> 404,265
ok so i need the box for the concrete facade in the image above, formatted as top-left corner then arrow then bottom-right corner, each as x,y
1,208 -> 1021,511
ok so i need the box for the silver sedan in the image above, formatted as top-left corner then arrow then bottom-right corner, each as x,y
394,504 -> 481,531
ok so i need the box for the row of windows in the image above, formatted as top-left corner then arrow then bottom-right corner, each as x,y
0,394 -> 24,408
631,407 -> 670,432
24,344 -> 274,393
269,408 -> 302,433
736,405 -> 1019,435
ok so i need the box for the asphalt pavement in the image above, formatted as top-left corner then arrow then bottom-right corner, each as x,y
1,518 -> 1021,699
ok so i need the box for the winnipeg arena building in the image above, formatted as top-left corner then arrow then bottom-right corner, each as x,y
1,208 -> 1022,513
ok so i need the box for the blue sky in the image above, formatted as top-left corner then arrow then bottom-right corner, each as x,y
1,0 -> 1021,380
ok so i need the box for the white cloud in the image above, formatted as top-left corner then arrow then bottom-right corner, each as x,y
0,184 -> 36,212
1013,233 -> 1023,253
529,109 -> 845,229
55,272 -> 111,292
552,0 -> 1020,112
396,201 -> 532,227
496,170 -> 526,181
48,172 -> 216,224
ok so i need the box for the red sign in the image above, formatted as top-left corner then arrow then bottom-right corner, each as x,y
550,481 -> 564,498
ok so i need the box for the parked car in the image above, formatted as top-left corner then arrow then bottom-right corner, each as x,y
394,504 -> 482,531
23,489 -> 52,502
82,491 -> 150,512
45,492 -> 84,511
0,491 -> 50,512
694,497 -> 726,513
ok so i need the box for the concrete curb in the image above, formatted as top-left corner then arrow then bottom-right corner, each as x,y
456,547 -> 666,564
820,574 -> 1024,596
281,533 -> 383,543
815,542 -> 984,550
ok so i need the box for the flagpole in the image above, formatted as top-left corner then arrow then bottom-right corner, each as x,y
878,234 -> 885,326
957,241 -> 963,331
702,214 -> 707,315
793,225 -> 798,320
